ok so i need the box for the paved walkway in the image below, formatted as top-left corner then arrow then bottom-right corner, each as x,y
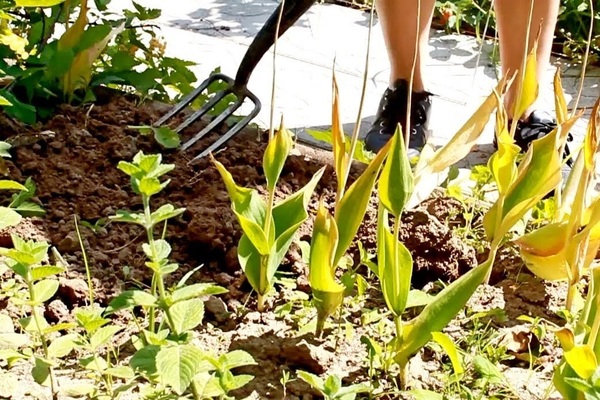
110,0 -> 598,165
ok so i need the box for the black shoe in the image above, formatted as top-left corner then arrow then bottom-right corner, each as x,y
364,79 -> 432,154
494,110 -> 574,179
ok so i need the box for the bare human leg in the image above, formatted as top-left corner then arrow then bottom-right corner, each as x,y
375,0 -> 437,92
495,0 -> 560,119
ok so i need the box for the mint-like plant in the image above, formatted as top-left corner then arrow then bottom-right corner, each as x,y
108,151 -> 247,397
212,123 -> 325,311
0,235 -> 68,399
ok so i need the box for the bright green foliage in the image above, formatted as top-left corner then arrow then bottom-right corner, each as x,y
297,370 -> 371,400
213,124 -> 325,311
0,235 -> 66,395
111,151 -> 246,397
129,125 -> 181,149
309,199 -> 345,336
0,0 -> 197,122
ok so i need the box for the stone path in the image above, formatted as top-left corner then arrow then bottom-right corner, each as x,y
110,0 -> 598,165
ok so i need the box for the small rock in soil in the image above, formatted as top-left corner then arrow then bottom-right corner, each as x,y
204,296 -> 230,323
57,231 -> 83,253
45,299 -> 70,323
58,277 -> 89,306
281,339 -> 333,375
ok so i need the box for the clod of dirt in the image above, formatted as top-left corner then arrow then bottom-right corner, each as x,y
421,195 -> 466,226
400,209 -> 477,286
45,299 -> 70,323
0,217 -> 50,248
281,339 -> 333,375
58,277 -> 89,306
204,296 -> 230,324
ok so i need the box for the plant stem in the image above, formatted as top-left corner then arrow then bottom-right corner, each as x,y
27,278 -> 57,399
268,0 -> 285,140
339,3 -> 375,203
257,293 -> 265,313
404,0 -> 421,148
74,215 -> 94,304
143,195 -> 158,333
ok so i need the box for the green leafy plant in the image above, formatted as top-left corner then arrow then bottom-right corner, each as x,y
212,123 -> 325,311
0,0 -> 197,123
308,75 -> 390,335
297,370 -> 370,400
109,151 -> 239,397
0,235 -> 68,399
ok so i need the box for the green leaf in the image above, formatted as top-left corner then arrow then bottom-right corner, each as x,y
169,298 -> 204,333
378,207 -> 413,317
60,383 -> 96,397
297,370 -> 325,393
0,206 -> 22,230
156,344 -> 206,395
0,332 -> 29,349
153,126 -> 180,149
334,138 -> 389,266
226,374 -> 254,391
395,259 -> 491,367
170,283 -> 227,304
150,204 -> 185,225
473,355 -> 505,384
219,350 -> 256,370
90,325 -> 123,350
81,355 -> 108,371
263,123 -> 293,192
139,177 -> 164,197
403,390 -> 443,400
104,366 -> 135,379
130,345 -> 160,376
30,266 -> 65,281
32,280 -> 59,304
431,332 -> 464,377
47,334 -> 77,358
406,289 -> 435,309
142,239 -> 171,261
0,91 -> 36,125
32,356 -> 52,385
378,126 -> 413,217
324,374 -> 342,396
105,290 -> 157,314
109,210 -> 145,226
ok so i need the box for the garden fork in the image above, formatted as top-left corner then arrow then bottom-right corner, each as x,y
154,0 -> 316,161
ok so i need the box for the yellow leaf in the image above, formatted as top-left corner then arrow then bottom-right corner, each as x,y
15,0 -> 66,6
57,0 -> 88,52
555,327 -> 575,351
564,344 -> 598,379
415,80 -> 504,175
0,20 -> 28,58
513,42 -> 539,122
62,22 -> 125,96
553,69 -> 568,125
515,222 -> 569,257
331,72 -> 348,191
583,97 -> 600,172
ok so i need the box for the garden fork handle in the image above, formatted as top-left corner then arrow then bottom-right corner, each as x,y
234,0 -> 316,89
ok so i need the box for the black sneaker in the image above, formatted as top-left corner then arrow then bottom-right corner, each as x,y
364,79 -> 432,155
493,110 -> 574,179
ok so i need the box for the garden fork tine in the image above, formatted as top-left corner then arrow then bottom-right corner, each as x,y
155,0 -> 316,161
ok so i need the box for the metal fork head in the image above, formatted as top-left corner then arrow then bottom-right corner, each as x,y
154,73 -> 261,159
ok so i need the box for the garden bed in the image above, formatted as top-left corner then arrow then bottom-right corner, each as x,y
0,91 -> 573,399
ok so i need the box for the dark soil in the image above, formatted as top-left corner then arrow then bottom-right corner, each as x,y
0,92 -> 570,399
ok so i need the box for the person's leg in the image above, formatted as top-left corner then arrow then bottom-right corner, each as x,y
364,0 -> 437,153
495,0 -> 560,119
376,0 -> 437,92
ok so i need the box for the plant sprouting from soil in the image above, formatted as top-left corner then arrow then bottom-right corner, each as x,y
109,151 -> 241,397
297,370 -> 371,400
211,122 -> 325,311
0,235 -> 66,399
514,89 -> 599,312
308,74 -> 390,336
